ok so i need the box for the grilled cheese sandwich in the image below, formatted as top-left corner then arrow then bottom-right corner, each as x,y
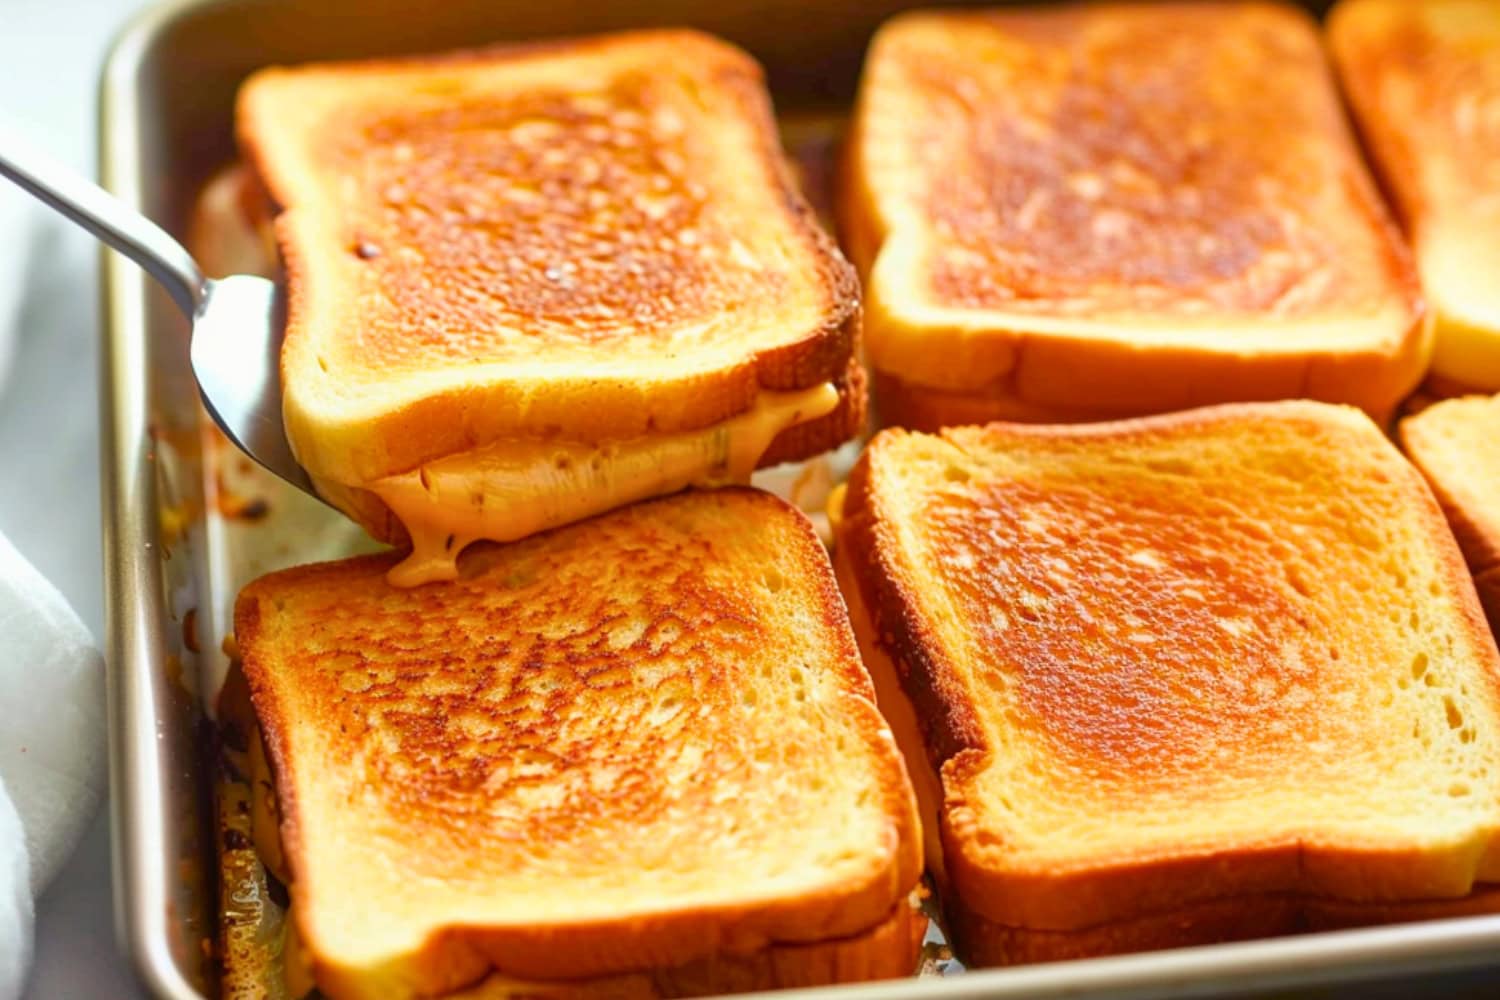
190,161 -> 855,584
834,401 -> 1500,963
842,3 -> 1428,431
235,31 -> 865,584
1330,0 -> 1500,391
226,488 -> 924,998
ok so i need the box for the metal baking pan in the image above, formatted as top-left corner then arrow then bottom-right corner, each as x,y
99,0 -> 1500,997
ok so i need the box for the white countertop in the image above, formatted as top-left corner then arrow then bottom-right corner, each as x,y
4,0 -> 147,996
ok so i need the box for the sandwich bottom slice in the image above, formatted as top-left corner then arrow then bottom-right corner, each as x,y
1401,392 -> 1500,635
834,400 -> 1500,964
226,488 -> 923,999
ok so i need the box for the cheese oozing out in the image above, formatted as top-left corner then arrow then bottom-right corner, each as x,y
370,382 -> 840,587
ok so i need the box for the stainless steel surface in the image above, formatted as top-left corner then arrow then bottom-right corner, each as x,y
0,117 -> 315,498
101,4 -> 207,996
100,1 -> 1498,999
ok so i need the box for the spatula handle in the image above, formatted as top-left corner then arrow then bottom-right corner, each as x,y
0,120 -> 205,318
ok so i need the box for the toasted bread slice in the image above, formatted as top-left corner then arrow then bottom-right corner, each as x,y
1401,393 -> 1500,633
842,4 -> 1428,425
834,400 -> 1500,962
237,31 -> 862,583
234,488 -> 922,999
1330,0 -> 1500,391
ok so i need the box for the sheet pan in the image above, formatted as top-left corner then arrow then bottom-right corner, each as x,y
98,1 -> 1500,997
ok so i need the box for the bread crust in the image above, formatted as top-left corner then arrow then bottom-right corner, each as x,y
409,894 -> 925,998
950,885 -> 1500,966
867,326 -> 1428,429
235,489 -> 922,995
839,401 -> 1500,937
841,3 -> 1430,421
238,30 -> 862,488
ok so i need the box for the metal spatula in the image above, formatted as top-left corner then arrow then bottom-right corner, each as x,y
0,125 -> 318,499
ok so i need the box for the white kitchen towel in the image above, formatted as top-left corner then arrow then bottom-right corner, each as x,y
0,530 -> 105,1000
0,528 -> 104,892
0,187 -> 106,998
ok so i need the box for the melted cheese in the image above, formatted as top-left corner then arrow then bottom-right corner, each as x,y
372,383 -> 839,587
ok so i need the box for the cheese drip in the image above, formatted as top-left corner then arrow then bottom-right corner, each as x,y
371,383 -> 839,587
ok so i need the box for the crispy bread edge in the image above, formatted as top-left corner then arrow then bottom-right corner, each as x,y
841,400 -> 1500,930
234,489 -> 923,988
238,30 -> 861,486
354,894 -> 925,998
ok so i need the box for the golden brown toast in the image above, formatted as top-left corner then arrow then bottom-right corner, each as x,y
842,3 -> 1428,428
234,488 -> 922,999
1401,393 -> 1500,635
236,31 -> 863,584
1330,0 -> 1500,391
217,659 -> 924,1000
834,400 -> 1500,964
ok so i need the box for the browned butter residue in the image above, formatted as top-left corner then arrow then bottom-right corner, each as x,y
213,472 -> 270,522
182,607 -> 200,654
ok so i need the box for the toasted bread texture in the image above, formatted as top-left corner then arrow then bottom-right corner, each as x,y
1330,0 -> 1500,390
235,489 -> 921,999
238,30 -> 859,490
835,400 -> 1500,960
842,3 -> 1428,424
1401,394 -> 1500,634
